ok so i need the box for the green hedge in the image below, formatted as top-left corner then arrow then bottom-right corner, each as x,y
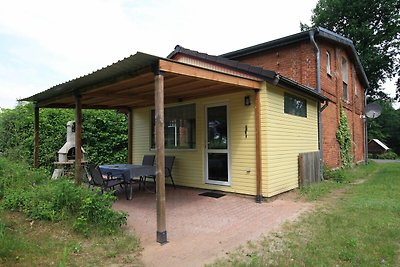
0,103 -> 128,168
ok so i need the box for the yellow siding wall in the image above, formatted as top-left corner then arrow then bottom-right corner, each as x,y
131,85 -> 319,197
132,91 -> 258,195
261,85 -> 319,197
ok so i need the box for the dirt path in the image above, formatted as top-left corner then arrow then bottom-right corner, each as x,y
113,188 -> 313,267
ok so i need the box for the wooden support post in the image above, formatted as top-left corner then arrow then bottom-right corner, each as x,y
155,73 -> 167,244
255,90 -> 263,203
34,104 -> 39,168
75,94 -> 82,185
128,108 -> 133,164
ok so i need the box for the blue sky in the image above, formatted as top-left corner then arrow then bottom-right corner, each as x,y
0,0 -> 397,109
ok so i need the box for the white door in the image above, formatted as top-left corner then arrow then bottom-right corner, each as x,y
205,104 -> 230,185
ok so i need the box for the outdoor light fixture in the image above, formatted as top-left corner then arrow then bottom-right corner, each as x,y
244,95 -> 251,106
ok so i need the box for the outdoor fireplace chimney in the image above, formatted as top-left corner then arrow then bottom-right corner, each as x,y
52,121 -> 86,178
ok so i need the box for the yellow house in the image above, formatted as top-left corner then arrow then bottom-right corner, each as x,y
22,46 -> 328,243
22,46 -> 327,200
132,46 -> 326,198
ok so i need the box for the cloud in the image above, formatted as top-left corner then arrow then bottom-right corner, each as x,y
0,0 -> 328,109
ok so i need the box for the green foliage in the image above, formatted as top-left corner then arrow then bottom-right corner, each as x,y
82,109 -> 128,165
73,192 -> 127,236
304,0 -> 400,100
323,166 -> 346,183
0,104 -> 37,163
0,157 -> 126,236
336,106 -> 353,167
377,150 -> 399,160
0,214 -> 29,261
368,99 -> 400,155
0,103 -> 128,168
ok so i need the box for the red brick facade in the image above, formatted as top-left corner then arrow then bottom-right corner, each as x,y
232,39 -> 365,168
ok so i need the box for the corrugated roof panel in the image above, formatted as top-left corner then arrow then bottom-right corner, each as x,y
21,52 -> 161,102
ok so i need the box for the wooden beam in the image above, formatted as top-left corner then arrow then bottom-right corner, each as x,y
159,59 -> 262,89
128,108 -> 133,164
34,104 -> 39,168
255,90 -> 262,203
74,94 -> 83,185
155,73 -> 167,244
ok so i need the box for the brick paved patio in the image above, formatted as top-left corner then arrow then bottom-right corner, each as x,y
113,186 -> 311,267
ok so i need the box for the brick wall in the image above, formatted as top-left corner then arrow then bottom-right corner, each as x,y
235,39 -> 365,167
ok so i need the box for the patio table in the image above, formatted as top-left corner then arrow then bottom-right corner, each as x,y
99,164 -> 156,200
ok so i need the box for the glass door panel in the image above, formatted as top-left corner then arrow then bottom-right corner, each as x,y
206,105 -> 229,185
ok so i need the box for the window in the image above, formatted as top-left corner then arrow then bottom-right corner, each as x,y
354,78 -> 358,96
326,51 -> 331,76
342,57 -> 348,101
151,104 -> 196,149
284,93 -> 307,117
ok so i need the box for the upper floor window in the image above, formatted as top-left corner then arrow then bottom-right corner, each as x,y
354,76 -> 358,96
326,51 -> 332,76
342,57 -> 348,101
151,104 -> 196,149
284,93 -> 307,118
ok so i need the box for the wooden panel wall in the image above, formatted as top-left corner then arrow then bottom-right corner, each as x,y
298,151 -> 321,186
262,85 -> 319,197
131,91 -> 258,195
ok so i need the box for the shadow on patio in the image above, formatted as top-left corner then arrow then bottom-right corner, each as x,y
112,186 -> 312,267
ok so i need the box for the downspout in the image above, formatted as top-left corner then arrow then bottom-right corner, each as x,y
309,29 -> 324,178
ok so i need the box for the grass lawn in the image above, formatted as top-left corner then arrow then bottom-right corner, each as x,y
210,162 -> 400,266
0,211 -> 142,266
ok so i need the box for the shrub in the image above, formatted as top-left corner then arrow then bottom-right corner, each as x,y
0,157 -> 127,236
377,150 -> 398,160
323,165 -> 346,183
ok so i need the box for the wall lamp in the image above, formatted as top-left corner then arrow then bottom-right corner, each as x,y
244,95 -> 251,106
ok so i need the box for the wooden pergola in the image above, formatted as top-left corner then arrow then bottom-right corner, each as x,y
22,52 -> 264,244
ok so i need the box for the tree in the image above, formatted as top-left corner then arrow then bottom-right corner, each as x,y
302,0 -> 400,101
367,100 -> 400,155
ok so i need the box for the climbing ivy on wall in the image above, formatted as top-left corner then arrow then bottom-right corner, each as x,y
336,105 -> 353,167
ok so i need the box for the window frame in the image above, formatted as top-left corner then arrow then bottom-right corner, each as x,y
150,103 -> 196,150
326,51 -> 332,77
342,57 -> 348,101
284,93 -> 307,118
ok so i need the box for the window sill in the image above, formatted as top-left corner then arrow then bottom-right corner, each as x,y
150,148 -> 198,152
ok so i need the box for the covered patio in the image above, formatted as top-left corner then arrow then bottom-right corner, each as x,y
22,52 -> 268,244
112,186 -> 311,266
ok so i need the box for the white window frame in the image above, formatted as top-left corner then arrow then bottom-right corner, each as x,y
326,51 -> 332,76
204,103 -> 231,186
342,57 -> 348,101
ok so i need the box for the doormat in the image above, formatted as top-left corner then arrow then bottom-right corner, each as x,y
199,191 -> 226,198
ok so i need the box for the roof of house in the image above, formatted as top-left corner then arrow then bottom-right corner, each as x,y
168,45 -> 328,102
21,52 -> 162,103
167,45 -> 276,80
21,46 -> 328,108
368,139 -> 390,151
221,27 -> 369,88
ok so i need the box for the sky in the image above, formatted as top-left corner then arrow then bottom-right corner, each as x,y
0,0 -> 398,110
